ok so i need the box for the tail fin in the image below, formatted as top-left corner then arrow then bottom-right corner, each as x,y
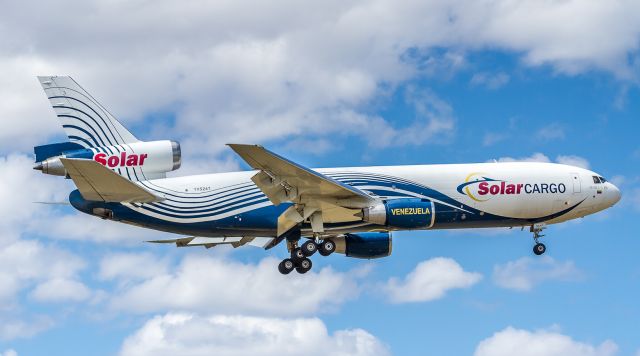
37,76 -> 139,149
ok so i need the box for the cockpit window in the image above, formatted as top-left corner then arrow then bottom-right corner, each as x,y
599,176 -> 607,183
592,176 -> 601,184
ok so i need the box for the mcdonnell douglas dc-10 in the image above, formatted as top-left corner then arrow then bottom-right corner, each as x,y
34,76 -> 621,275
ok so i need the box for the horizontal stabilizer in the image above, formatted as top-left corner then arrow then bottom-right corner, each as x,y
60,158 -> 162,203
33,201 -> 71,206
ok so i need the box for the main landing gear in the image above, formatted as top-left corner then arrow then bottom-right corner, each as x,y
530,223 -> 547,256
278,238 -> 337,275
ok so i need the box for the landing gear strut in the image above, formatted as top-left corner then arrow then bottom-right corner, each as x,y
530,223 -> 547,256
278,237 -> 336,275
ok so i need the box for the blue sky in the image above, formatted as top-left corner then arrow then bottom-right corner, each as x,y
0,1 -> 639,355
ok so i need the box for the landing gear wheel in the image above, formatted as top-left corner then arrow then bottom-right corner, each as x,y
295,257 -> 312,274
291,247 -> 305,263
301,240 -> 318,256
319,239 -> 336,256
533,243 -> 546,256
278,258 -> 295,275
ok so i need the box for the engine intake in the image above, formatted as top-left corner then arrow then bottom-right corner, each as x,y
362,198 -> 435,229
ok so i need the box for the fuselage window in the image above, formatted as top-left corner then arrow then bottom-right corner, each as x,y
592,176 -> 601,184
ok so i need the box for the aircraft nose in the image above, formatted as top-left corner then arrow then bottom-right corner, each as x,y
608,183 -> 621,206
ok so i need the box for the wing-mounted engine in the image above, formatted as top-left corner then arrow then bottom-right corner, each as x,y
34,140 -> 181,180
361,198 -> 435,229
333,231 -> 392,259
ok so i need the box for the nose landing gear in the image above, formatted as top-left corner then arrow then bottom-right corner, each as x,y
531,223 -> 547,256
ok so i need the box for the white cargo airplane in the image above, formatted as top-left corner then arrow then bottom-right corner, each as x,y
34,76 -> 621,275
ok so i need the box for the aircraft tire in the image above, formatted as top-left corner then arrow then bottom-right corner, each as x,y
319,239 -> 336,256
278,259 -> 295,275
301,240 -> 318,256
533,243 -> 546,255
291,247 -> 305,263
295,258 -> 312,274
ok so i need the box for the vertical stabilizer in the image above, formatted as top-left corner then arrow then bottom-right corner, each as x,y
37,76 -> 139,148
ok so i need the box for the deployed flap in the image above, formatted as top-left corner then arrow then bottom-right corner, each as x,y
60,158 -> 161,203
228,144 -> 375,208
147,236 -> 274,249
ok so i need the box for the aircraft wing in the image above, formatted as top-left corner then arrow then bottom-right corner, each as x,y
228,144 -> 375,206
60,158 -> 162,203
147,236 -> 274,249
228,144 -> 377,236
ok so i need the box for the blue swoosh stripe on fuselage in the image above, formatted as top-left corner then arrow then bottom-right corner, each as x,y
151,193 -> 266,213
135,197 -> 272,219
146,192 -> 268,215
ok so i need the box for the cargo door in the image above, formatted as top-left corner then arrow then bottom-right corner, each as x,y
570,173 -> 581,193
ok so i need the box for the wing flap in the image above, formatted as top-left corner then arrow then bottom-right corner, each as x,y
146,236 -> 275,249
60,158 -> 161,203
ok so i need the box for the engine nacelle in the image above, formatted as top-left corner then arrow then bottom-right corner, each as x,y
361,198 -> 435,229
34,140 -> 181,179
334,232 -> 392,259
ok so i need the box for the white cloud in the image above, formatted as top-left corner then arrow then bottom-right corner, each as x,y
30,278 -> 91,303
0,239 -> 86,302
556,155 -> 591,169
0,316 -> 54,341
0,57 -> 62,150
119,313 -> 389,356
0,153 -> 98,339
99,252 -> 170,281
495,152 -> 552,163
494,153 -> 591,169
2,0 -> 639,154
474,326 -> 618,356
0,350 -> 18,356
0,155 -> 72,233
40,213 -> 177,245
384,257 -> 482,303
493,256 -> 582,292
470,72 -> 510,89
536,123 -> 566,141
108,255 -> 361,316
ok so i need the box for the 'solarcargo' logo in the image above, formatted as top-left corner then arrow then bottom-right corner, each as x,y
94,152 -> 148,168
457,172 -> 566,202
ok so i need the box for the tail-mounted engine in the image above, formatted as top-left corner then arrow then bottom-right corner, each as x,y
361,198 -> 435,229
34,140 -> 181,180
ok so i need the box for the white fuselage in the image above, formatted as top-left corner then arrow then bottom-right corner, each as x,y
82,161 -> 620,238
